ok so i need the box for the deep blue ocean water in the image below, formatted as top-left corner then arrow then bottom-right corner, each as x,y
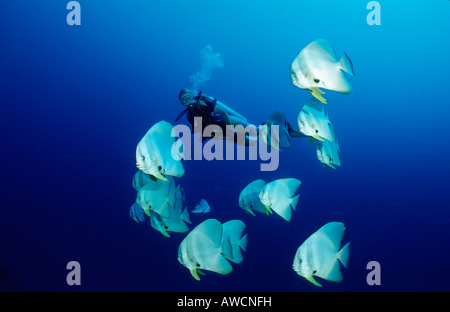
0,0 -> 449,292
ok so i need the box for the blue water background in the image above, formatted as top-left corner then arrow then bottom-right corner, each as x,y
0,0 -> 449,291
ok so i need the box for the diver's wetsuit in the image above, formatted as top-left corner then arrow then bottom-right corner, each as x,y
177,90 -> 257,145
179,92 -> 227,137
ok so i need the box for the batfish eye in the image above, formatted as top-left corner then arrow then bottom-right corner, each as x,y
196,263 -> 201,267
313,270 -> 317,274
141,156 -> 145,161
158,165 -> 162,171
314,78 -> 320,83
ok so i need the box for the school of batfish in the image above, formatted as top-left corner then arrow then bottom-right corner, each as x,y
130,39 -> 353,286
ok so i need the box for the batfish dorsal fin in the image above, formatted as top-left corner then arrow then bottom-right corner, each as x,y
318,222 -> 345,251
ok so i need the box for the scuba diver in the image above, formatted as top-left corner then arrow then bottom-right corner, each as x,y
176,88 -> 256,145
176,88 -> 305,148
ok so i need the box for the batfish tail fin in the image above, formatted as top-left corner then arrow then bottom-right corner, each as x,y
221,235 -> 234,261
339,52 -> 355,77
181,207 -> 191,224
239,234 -> 248,252
338,242 -> 351,268
290,194 -> 300,211
222,220 -> 247,263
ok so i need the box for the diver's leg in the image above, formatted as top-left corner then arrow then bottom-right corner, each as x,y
229,116 -> 254,128
213,106 -> 232,126
225,117 -> 258,147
